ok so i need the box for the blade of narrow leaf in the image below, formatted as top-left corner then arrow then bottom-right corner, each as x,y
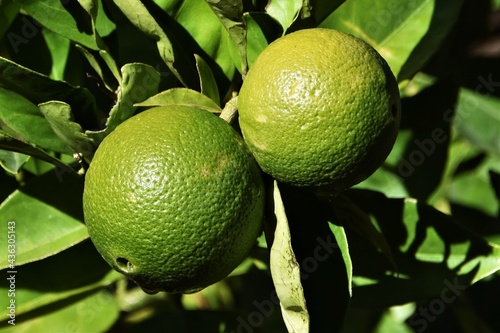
277,183 -> 350,332
13,0 -> 98,50
205,0 -> 247,75
0,130 -> 75,172
0,150 -> 29,175
0,241 -> 121,318
0,56 -> 98,126
154,0 -> 238,86
265,0 -> 302,33
135,87 -> 222,113
113,0 -> 192,87
0,87 -> 69,154
0,290 -> 120,333
39,101 -> 96,162
41,29 -> 71,81
244,12 -> 282,67
269,181 -> 310,332
0,171 -> 88,270
320,0 -> 464,81
77,0 -> 121,85
86,63 -> 160,145
329,222 -> 353,296
194,54 -> 220,106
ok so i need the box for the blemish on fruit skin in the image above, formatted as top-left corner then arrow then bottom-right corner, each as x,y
256,114 -> 267,123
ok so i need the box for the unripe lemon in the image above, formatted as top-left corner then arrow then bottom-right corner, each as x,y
83,106 -> 265,294
238,28 -> 401,193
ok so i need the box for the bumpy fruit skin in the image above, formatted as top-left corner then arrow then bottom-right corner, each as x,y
238,28 -> 401,193
83,106 -> 265,294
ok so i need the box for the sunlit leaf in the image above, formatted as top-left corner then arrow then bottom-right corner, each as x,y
13,0 -> 97,49
0,87 -> 69,153
195,54 -> 220,106
244,12 -> 282,67
135,87 -> 222,113
0,171 -> 87,270
269,181 -> 310,332
0,240 -> 121,318
266,0 -> 302,33
0,130 -> 74,172
455,88 -> 500,156
0,150 -> 29,174
205,0 -> 247,74
321,0 -> 464,81
86,62 -> 161,146
41,29 -> 70,81
0,290 -> 120,333
113,0 -> 196,88
39,101 -> 96,162
0,56 -> 98,126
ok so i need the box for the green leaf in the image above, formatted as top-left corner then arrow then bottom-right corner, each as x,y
355,166 -> 409,199
0,240 -> 121,319
278,184 -> 350,332
195,54 -> 220,106
329,222 -> 353,296
268,181 -> 310,333
0,171 -> 88,270
345,189 -> 500,308
86,63 -> 161,145
135,87 -> 222,113
0,87 -> 69,153
76,0 -> 121,84
39,101 -> 96,162
244,12 -> 282,67
331,194 -> 397,273
113,0 -> 195,88
0,130 -> 75,172
0,289 -> 120,333
0,56 -> 98,126
13,0 -> 98,50
41,29 -> 71,81
320,0 -> 465,81
265,0 -> 302,33
205,0 -> 247,75
0,150 -> 29,174
0,1 -> 20,39
446,154 -> 500,218
455,88 -> 500,156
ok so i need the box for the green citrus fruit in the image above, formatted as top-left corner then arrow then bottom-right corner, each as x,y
238,28 -> 401,193
83,106 -> 265,294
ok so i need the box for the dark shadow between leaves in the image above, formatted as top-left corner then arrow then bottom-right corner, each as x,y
343,189 -> 495,308
278,184 -> 350,333
19,170 -> 85,222
396,76 -> 459,201
61,0 -> 93,35
141,0 -> 233,97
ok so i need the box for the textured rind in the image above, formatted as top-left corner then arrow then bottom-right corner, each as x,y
83,106 -> 265,294
238,28 -> 401,192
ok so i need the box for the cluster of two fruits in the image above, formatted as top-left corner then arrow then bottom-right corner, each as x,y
83,28 -> 401,294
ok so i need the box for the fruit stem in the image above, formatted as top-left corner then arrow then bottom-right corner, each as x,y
219,96 -> 238,125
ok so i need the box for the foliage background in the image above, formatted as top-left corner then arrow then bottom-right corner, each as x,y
0,0 -> 499,332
